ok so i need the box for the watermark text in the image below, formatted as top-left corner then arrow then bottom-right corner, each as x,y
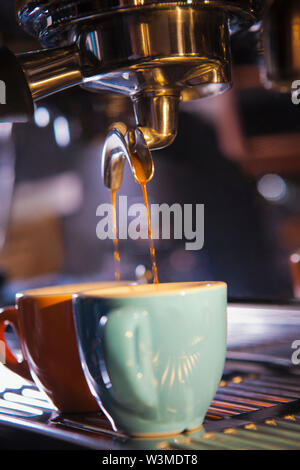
0,80 -> 6,105
291,340 -> 300,365
96,196 -> 204,251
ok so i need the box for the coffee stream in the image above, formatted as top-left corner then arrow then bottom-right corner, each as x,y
110,150 -> 159,284
140,182 -> 159,285
111,189 -> 121,281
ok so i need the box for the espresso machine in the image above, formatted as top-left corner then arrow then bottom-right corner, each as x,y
6,0 -> 254,131
1,0 -> 300,452
0,0 -> 297,189
0,2 -> 265,167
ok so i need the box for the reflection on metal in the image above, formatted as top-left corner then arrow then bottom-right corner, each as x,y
18,45 -> 83,101
284,414 -> 296,421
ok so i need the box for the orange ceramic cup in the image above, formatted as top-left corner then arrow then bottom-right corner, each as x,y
0,282 -> 131,413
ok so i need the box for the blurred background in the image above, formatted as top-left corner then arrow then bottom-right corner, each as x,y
0,1 -> 300,305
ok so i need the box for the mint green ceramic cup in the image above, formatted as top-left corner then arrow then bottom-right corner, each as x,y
73,282 -> 227,437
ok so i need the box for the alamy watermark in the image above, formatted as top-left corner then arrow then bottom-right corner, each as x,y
291,340 -> 300,365
0,80 -> 6,105
291,81 -> 300,105
96,196 -> 204,251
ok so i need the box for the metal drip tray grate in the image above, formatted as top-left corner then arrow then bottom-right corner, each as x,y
0,368 -> 300,450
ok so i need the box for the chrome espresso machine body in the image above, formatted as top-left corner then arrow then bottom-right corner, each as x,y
0,0 -> 297,187
2,0 -> 298,181
2,1 -> 264,147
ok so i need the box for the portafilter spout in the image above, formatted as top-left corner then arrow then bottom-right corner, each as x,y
102,125 -> 154,191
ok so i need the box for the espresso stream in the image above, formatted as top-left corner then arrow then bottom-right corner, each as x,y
110,150 -> 159,284
140,182 -> 159,284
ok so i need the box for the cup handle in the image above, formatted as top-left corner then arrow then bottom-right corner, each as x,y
0,306 -> 32,381
101,307 -> 157,411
